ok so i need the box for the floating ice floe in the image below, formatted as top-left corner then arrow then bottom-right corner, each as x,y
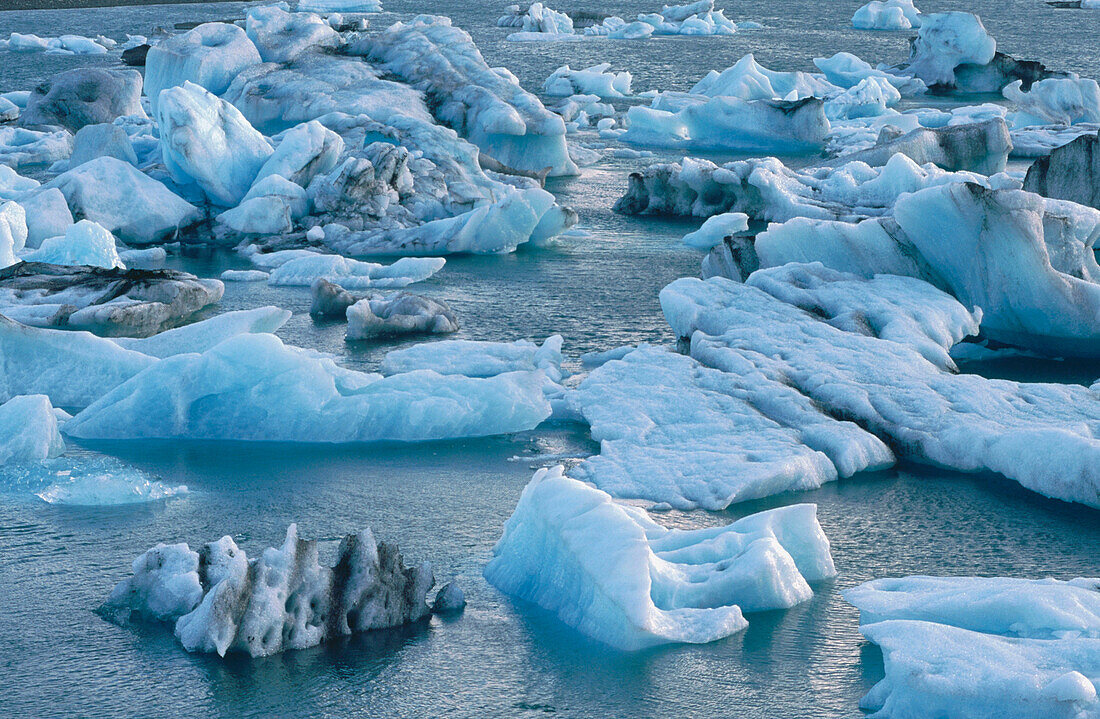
20,68 -> 145,134
1,32 -> 112,55
100,523 -> 445,658
846,576 -> 1100,718
144,23 -> 262,113
0,394 -> 65,464
543,64 -> 632,98
298,0 -> 382,12
380,335 -> 562,381
35,157 -> 202,245
247,248 -> 444,289
824,77 -> 902,121
0,262 -> 223,337
0,307 -> 287,408
682,212 -> 749,251
246,5 -> 341,63
622,96 -> 830,153
585,0 -> 737,38
63,332 -> 552,442
614,153 -> 1013,223
484,466 -> 836,650
751,183 -> 1100,356
346,292 -> 460,339
662,274 -> 1100,508
361,15 -> 578,177
852,0 -> 921,31
31,457 -> 188,505
1024,131 -> 1100,209
833,116 -> 1012,174
0,126 -> 74,169
22,220 -> 124,270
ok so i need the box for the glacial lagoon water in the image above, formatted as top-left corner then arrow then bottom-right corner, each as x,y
1,0 -> 1098,717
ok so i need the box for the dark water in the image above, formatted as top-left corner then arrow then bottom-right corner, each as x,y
1,1 -> 1098,717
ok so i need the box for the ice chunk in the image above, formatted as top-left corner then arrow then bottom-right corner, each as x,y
846,576 -> 1100,638
814,52 -> 927,95
847,576 -> 1100,718
68,123 -> 138,168
0,126 -> 73,168
361,16 -> 578,177
614,153 -> 1003,223
824,77 -> 901,121
622,97 -> 830,153
346,292 -> 459,339
64,333 -> 552,442
902,12 -> 996,87
1023,131 -> 1100,209
36,467 -> 187,506
0,394 -> 65,464
852,0 -> 921,30
484,466 -> 835,650
324,187 -> 569,256
381,335 -> 561,380
144,23 -> 262,113
543,64 -> 632,98
18,188 -> 71,250
499,3 -> 574,34
113,307 -> 291,358
0,200 -> 27,268
20,68 -> 144,132
245,6 -> 340,63
682,212 -> 749,251
0,262 -> 223,337
568,344 -> 893,509
298,0 -> 382,11
1004,76 -> 1100,127
220,269 -> 269,282
432,581 -> 466,613
839,117 -> 1012,175
690,54 -> 840,102
157,82 -> 273,207
255,120 -> 344,188
264,252 -> 445,289
309,278 -> 356,317
23,220 -> 124,269
661,275 -> 1100,508
102,523 -> 434,658
36,157 -> 201,244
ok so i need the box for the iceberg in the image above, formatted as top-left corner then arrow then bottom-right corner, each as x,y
17,188 -> 72,250
346,293 -> 459,339
255,120 -> 344,189
484,466 -> 836,650
824,77 -> 901,121
36,157 -> 202,245
901,12 -> 997,88
543,64 -> 632,98
621,97 -> 830,153
662,274 -> 1100,508
852,0 -> 921,31
837,117 -> 1012,175
63,333 -> 552,442
19,68 -> 145,132
682,212 -> 749,251
361,16 -> 578,177
814,52 -> 927,95
23,220 -> 124,270
34,460 -> 188,505
498,3 -> 574,35
1023,131 -> 1100,209
112,306 -> 291,358
0,126 -> 73,168
0,394 -> 65,464
380,335 -> 561,380
0,200 -> 26,268
846,576 -> 1100,718
144,23 -> 262,113
67,123 -> 138,169
297,0 -> 382,12
100,523 -> 435,658
157,82 -> 274,207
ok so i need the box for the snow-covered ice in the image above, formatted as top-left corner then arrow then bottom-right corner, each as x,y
23,220 -> 124,269
246,6 -> 341,63
689,54 -> 839,102
381,335 -> 562,381
901,12 -> 997,88
256,251 -> 445,289
852,0 -> 921,31
543,64 -> 632,98
484,466 -> 835,650
144,23 -> 262,113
